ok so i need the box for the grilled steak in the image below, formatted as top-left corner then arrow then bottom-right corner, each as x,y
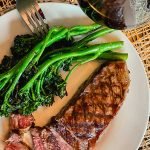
5,133 -> 30,150
51,118 -> 87,149
7,61 -> 130,150
30,127 -> 73,150
10,114 -> 34,132
54,61 -> 130,149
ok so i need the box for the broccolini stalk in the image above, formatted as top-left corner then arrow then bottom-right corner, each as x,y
73,27 -> 114,48
41,27 -> 114,59
73,52 -> 128,62
98,52 -> 128,60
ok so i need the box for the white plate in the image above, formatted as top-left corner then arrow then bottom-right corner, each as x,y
0,3 -> 149,150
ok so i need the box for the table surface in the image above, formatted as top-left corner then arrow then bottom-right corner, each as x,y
0,0 -> 150,149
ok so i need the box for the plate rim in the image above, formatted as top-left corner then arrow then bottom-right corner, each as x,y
0,2 -> 149,150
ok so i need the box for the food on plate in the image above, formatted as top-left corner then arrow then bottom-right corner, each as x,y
5,133 -> 30,150
10,114 -> 34,132
51,119 -> 84,149
30,127 -> 72,150
0,23 -> 130,149
52,61 -> 130,149
0,23 -> 128,116
4,61 -> 130,150
11,35 -> 41,58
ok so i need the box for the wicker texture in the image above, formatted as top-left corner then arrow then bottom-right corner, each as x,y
0,0 -> 150,149
124,24 -> 150,83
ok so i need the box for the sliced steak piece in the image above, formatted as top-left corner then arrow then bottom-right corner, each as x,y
51,118 -> 87,150
5,133 -> 30,150
30,128 -> 45,150
30,127 -> 73,150
55,61 -> 130,149
5,133 -> 22,143
10,114 -> 34,132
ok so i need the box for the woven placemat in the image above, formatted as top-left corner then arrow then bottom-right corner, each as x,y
0,0 -> 150,149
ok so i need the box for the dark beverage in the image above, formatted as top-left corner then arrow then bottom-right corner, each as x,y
78,0 -> 150,29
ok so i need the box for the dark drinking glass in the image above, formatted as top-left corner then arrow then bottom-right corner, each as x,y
77,0 -> 150,29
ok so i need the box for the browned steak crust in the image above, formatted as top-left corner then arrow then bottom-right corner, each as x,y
54,61 -> 130,149
51,118 -> 87,149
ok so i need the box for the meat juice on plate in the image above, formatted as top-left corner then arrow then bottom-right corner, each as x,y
78,0 -> 150,29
